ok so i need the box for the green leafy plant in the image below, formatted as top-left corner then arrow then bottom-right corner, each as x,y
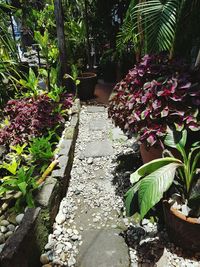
125,129 -> 200,219
18,68 -> 42,98
0,158 -> 19,175
29,136 -> 54,166
0,167 -> 38,208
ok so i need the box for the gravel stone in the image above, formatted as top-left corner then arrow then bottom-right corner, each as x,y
4,231 -> 13,239
40,254 -> 50,265
0,226 -> 7,233
0,220 -> 9,226
15,214 -> 24,224
55,214 -> 66,224
7,224 -> 15,232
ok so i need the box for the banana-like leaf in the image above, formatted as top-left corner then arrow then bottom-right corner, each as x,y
138,162 -> 181,218
125,181 -> 141,216
130,157 -> 182,184
164,128 -> 187,149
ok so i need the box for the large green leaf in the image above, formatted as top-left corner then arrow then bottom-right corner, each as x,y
138,162 -> 181,218
125,182 -> 141,216
130,157 -> 181,184
164,128 -> 187,149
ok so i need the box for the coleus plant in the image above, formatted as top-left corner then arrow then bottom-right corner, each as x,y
108,54 -> 200,146
0,94 -> 73,145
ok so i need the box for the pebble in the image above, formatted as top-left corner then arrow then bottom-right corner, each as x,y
71,235 -> 79,241
7,224 -> 15,232
65,242 -> 73,250
55,214 -> 66,224
68,256 -> 76,266
0,220 -> 9,226
40,254 -> 50,265
87,157 -> 93,164
0,226 -> 7,233
15,214 -> 24,225
5,231 -> 13,239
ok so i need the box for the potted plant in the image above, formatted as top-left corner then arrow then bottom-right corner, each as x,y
108,54 -> 200,163
125,129 -> 200,251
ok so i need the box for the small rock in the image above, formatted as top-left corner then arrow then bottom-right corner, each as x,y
7,224 -> 15,232
67,229 -> 73,235
55,214 -> 66,224
71,235 -> 79,241
68,256 -> 76,267
16,214 -> 24,225
56,243 -> 65,251
0,220 -> 9,226
142,218 -> 149,225
87,157 -> 93,164
0,226 -> 7,233
40,253 -> 49,265
5,231 -> 13,239
65,242 -> 72,250
54,229 -> 61,236
0,233 -> 5,244
61,252 -> 68,262
73,229 -> 79,235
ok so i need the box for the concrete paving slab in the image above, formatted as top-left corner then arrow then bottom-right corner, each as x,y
80,140 -> 113,158
89,119 -> 107,131
87,106 -> 105,113
77,229 -> 130,267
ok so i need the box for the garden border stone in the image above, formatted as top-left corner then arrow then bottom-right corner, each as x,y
0,99 -> 81,267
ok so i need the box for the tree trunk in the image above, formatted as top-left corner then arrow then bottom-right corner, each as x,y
54,0 -> 74,91
84,0 -> 92,70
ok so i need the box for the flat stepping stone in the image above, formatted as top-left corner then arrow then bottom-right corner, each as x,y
80,140 -> 113,158
87,106 -> 105,113
89,119 -> 107,131
77,229 -> 130,267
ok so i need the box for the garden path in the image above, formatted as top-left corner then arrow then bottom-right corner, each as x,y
41,104 -> 132,267
41,104 -> 200,267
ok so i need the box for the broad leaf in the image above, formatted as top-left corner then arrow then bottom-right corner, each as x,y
138,162 -> 181,218
125,182 -> 140,216
130,157 -> 181,184
164,128 -> 187,148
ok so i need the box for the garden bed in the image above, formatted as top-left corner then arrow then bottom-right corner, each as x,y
0,100 -> 80,267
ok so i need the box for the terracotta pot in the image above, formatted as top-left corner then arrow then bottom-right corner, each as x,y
139,143 -> 163,164
77,72 -> 97,100
140,143 -> 181,164
163,200 -> 200,252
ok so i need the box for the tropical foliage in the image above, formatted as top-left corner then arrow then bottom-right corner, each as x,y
117,0 -> 200,60
125,129 -> 200,219
108,53 -> 200,146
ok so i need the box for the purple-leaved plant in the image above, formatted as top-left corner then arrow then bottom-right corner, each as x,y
108,54 -> 200,146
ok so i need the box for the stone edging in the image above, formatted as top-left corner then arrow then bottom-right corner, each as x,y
0,99 -> 81,267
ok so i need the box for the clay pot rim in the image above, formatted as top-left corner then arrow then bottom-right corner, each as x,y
163,200 -> 200,225
78,72 -> 97,79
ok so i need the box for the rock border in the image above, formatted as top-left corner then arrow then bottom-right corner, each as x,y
0,99 -> 80,267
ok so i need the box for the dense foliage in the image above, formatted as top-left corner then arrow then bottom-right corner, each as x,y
108,54 -> 200,146
0,94 -> 73,145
